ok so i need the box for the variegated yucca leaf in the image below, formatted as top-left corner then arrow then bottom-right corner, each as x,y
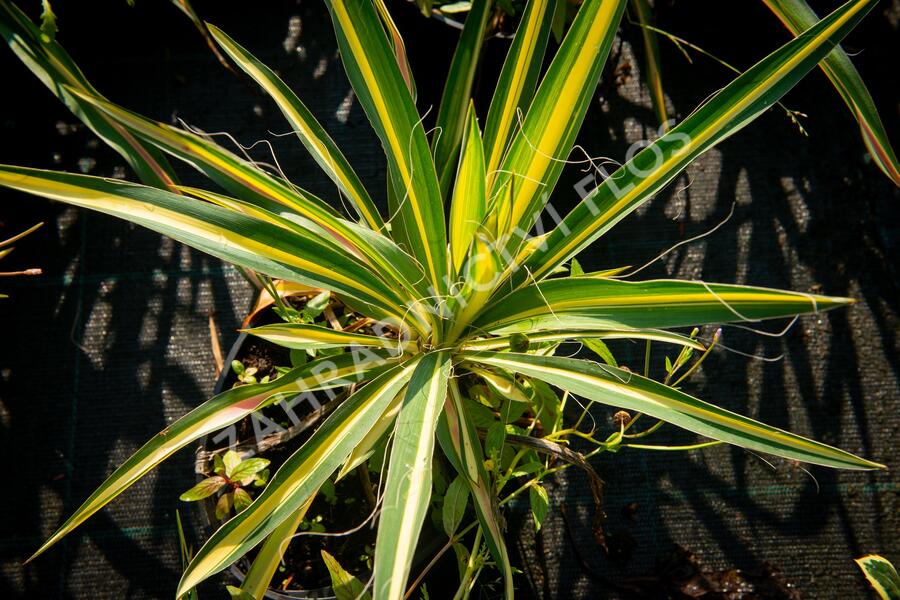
0,0 -> 887,597
432,0 -> 492,193
244,322 -> 417,353
0,1 -> 178,190
518,0 -> 879,284
473,277 -> 851,335
0,165 -> 412,325
28,351 -> 396,562
206,24 -> 385,231
374,352 -> 451,599
461,328 -> 706,351
177,358 -> 421,596
762,0 -> 899,186
462,352 -> 883,470
326,0 -> 448,295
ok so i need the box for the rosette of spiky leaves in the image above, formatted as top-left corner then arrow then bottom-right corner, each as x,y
0,0 -> 885,598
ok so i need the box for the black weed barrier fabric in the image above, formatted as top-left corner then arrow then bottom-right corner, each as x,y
0,1 -> 897,598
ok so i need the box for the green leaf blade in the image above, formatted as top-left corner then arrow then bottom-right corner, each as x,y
521,0 -> 880,282
463,352 -> 883,470
177,358 -> 421,596
326,0 -> 448,295
442,475 -> 470,537
529,484 -> 549,531
762,0 -> 900,186
474,277 -> 852,335
374,351 -> 451,600
323,549 -> 373,600
207,24 -> 386,230
28,351 -> 394,562
180,476 -> 228,502
432,0 -> 493,192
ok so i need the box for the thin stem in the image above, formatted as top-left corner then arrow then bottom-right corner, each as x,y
672,329 -> 720,387
621,412 -> 643,433
571,400 -> 597,433
546,428 -> 602,445
0,268 -> 41,277
555,390 -> 569,435
357,465 -> 377,512
624,419 -> 665,439
404,522 -> 478,600
643,340 -> 651,378
0,222 -> 42,247
500,448 -> 529,485
452,527 -> 483,600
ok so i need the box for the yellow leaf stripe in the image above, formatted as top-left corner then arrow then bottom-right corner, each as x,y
29,351 -> 392,561
207,25 -> 386,230
483,0 -> 554,184
374,351 -> 451,600
327,0 -> 446,294
432,0 -> 492,190
464,352 -> 884,470
245,323 -> 417,354
177,358 -> 421,595
522,0 -> 877,283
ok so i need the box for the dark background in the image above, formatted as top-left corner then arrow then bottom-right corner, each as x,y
0,0 -> 897,598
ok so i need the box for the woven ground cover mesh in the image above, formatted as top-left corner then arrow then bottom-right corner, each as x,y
0,1 -> 897,598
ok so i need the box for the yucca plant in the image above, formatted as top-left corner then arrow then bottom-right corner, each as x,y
0,0 -> 887,597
